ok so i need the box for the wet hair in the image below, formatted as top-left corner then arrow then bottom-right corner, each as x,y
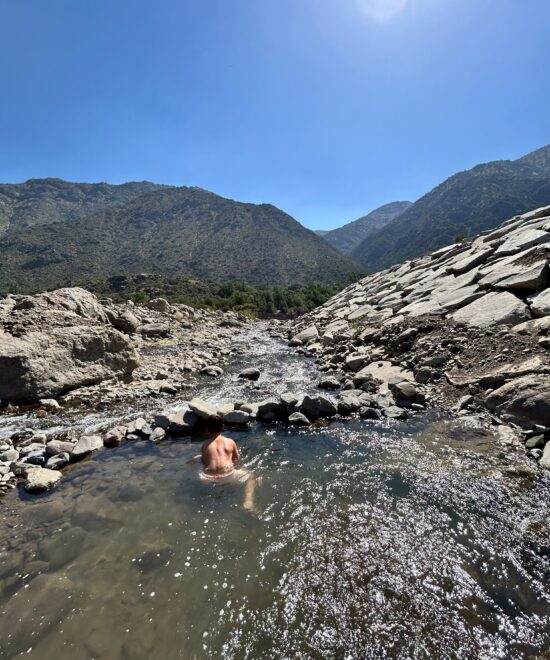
206,416 -> 224,434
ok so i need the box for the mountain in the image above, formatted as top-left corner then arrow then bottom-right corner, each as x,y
0,185 -> 361,293
352,144 -> 550,272
321,201 -> 412,255
315,230 -> 329,237
0,178 -> 167,236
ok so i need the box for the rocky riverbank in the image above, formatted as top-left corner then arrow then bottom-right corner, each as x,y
0,288 -> 251,495
2,204 -> 550,498
283,205 -> 550,469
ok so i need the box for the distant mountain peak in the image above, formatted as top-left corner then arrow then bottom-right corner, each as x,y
321,201 -> 412,255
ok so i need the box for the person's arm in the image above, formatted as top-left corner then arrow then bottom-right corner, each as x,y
231,440 -> 240,464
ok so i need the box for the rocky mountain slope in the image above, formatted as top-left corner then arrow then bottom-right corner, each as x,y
0,178 -> 166,236
352,144 -> 550,271
0,186 -> 360,291
288,204 -> 550,468
322,201 -> 412,255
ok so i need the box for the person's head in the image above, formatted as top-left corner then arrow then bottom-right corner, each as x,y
206,416 -> 224,436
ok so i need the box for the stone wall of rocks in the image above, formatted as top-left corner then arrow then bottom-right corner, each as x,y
287,205 -> 550,469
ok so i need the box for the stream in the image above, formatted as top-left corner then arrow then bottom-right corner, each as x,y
0,326 -> 549,659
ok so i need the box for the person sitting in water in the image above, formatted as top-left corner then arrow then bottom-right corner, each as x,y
199,417 -> 256,510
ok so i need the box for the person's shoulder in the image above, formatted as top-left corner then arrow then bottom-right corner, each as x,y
222,435 -> 237,446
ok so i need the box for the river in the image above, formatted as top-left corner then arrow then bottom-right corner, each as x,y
0,326 -> 549,659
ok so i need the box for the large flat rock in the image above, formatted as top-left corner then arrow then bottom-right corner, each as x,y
452,291 -> 530,328
528,288 -> 550,317
0,325 -> 139,403
485,375 -> 550,428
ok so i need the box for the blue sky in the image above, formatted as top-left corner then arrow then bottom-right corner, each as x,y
1,0 -> 549,230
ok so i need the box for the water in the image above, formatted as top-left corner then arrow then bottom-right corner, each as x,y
1,327 -> 549,659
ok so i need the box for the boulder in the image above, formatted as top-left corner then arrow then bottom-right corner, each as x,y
39,398 -> 61,411
149,427 -> 166,443
147,298 -> 171,314
201,365 -> 224,377
0,326 -> 139,403
485,375 -> 550,428
280,392 -> 299,408
494,228 -> 550,257
291,325 -> 318,345
238,368 -> 260,381
452,291 -> 530,328
112,311 -> 140,333
139,323 -> 171,338
287,412 -> 311,427
222,410 -> 251,425
45,440 -> 75,456
168,409 -> 199,435
188,398 -> 219,420
300,395 -> 337,419
71,435 -> 103,461
318,377 -> 340,390
37,287 -> 109,322
495,263 -> 548,293
528,288 -> 550,317
104,425 -> 127,448
540,442 -> 550,470
24,467 -> 62,493
45,453 -> 70,470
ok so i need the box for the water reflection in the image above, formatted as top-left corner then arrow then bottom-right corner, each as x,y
1,415 -> 549,659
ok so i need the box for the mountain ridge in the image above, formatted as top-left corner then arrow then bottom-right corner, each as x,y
351,144 -> 550,271
0,184 -> 361,293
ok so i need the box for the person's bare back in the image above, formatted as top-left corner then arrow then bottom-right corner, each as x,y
198,416 -> 257,511
201,432 -> 239,476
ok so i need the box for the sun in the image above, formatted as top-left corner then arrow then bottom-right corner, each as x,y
355,0 -> 408,21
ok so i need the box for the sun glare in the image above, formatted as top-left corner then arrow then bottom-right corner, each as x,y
355,0 -> 408,21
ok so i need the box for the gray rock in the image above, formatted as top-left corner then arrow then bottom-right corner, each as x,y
345,353 -> 369,372
139,323 -> 171,338
485,375 -> 550,428
359,406 -> 381,420
168,409 -> 198,435
0,326 -> 139,403
147,298 -> 171,313
104,425 -> 127,448
257,400 -> 282,419
318,377 -> 340,390
0,448 -> 19,462
383,406 -> 408,419
389,380 -> 418,403
46,453 -> 70,470
149,427 -> 166,443
525,434 -> 545,450
39,398 -> 61,411
280,392 -> 299,408
153,413 -> 172,429
201,365 -> 224,377
287,412 -> 311,427
45,440 -> 75,456
238,368 -> 260,381
338,393 -> 362,415
540,442 -> 550,469
528,288 -> 550,317
112,311 -> 140,333
71,435 -> 103,461
494,228 -> 550,257
495,263 -> 548,293
291,325 -> 318,345
300,395 -> 337,419
447,247 -> 494,274
188,398 -> 219,420
222,410 -> 251,425
24,467 -> 62,493
452,291 -> 530,328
